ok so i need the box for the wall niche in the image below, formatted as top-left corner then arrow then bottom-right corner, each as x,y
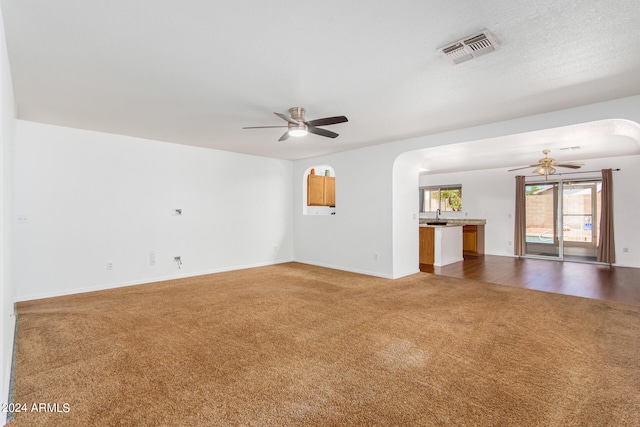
303,165 -> 336,216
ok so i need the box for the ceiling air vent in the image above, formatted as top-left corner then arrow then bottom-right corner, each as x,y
559,146 -> 583,151
439,31 -> 499,65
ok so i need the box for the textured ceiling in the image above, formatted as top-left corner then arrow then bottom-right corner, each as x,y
2,0 -> 640,164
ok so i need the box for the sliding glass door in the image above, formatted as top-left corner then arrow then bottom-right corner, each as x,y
524,180 -> 601,262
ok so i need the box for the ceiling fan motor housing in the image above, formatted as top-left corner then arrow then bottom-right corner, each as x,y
288,107 -> 308,136
289,107 -> 306,122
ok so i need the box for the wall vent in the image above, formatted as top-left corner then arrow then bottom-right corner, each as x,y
439,31 -> 499,65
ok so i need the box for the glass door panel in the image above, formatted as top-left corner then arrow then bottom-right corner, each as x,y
562,181 -> 600,261
525,183 -> 561,259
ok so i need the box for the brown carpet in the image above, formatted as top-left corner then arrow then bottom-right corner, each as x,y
14,262 -> 640,426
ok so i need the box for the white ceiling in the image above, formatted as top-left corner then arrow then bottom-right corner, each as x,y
2,0 -> 640,167
418,119 -> 640,175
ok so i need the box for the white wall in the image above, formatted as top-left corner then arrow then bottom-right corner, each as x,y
294,146 -> 396,278
294,96 -> 640,278
392,152 -> 421,278
0,6 -> 16,420
14,121 -> 294,300
418,154 -> 640,267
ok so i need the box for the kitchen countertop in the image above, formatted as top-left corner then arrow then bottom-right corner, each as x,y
419,218 -> 486,227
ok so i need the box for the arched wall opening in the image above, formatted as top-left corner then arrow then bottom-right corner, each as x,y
391,151 -> 422,278
390,118 -> 640,278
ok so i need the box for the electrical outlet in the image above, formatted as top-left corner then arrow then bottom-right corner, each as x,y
623,247 -> 629,253
17,215 -> 29,224
150,251 -> 156,266
273,246 -> 278,253
374,253 -> 379,261
107,262 -> 114,271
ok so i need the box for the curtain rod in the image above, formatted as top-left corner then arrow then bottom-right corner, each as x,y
526,168 -> 621,177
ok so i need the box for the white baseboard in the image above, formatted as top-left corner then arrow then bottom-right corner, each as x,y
293,258 -> 395,279
391,268 -> 420,279
16,258 -> 295,302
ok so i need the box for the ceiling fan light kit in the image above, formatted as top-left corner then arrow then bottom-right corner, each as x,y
288,129 -> 308,137
243,107 -> 348,142
537,165 -> 556,176
288,124 -> 308,137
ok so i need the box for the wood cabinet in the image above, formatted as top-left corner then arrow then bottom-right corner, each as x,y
419,227 -> 435,265
307,175 -> 335,207
307,175 -> 325,206
463,225 -> 477,254
324,176 -> 335,206
463,225 -> 485,256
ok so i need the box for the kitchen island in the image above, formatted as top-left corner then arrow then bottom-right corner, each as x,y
419,218 -> 486,266
419,224 -> 463,266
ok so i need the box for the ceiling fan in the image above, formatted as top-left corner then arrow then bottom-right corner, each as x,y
243,107 -> 348,142
508,150 -> 583,179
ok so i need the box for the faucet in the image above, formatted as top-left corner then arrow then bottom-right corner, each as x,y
435,208 -> 441,220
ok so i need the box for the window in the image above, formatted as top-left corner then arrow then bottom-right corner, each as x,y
419,185 -> 462,212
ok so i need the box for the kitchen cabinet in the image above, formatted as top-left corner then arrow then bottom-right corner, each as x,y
324,177 -> 335,206
463,225 -> 485,256
419,227 -> 435,265
307,175 -> 325,206
307,175 -> 335,207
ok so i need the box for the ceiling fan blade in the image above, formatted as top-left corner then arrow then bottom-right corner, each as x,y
274,112 -> 299,124
306,116 -> 348,127
308,126 -> 339,139
508,165 -> 539,172
555,164 -> 582,169
242,125 -> 288,129
278,131 -> 290,142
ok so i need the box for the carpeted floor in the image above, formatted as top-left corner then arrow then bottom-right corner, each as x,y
14,262 -> 640,426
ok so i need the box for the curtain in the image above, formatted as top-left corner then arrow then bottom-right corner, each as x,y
597,169 -> 615,264
514,175 -> 526,257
